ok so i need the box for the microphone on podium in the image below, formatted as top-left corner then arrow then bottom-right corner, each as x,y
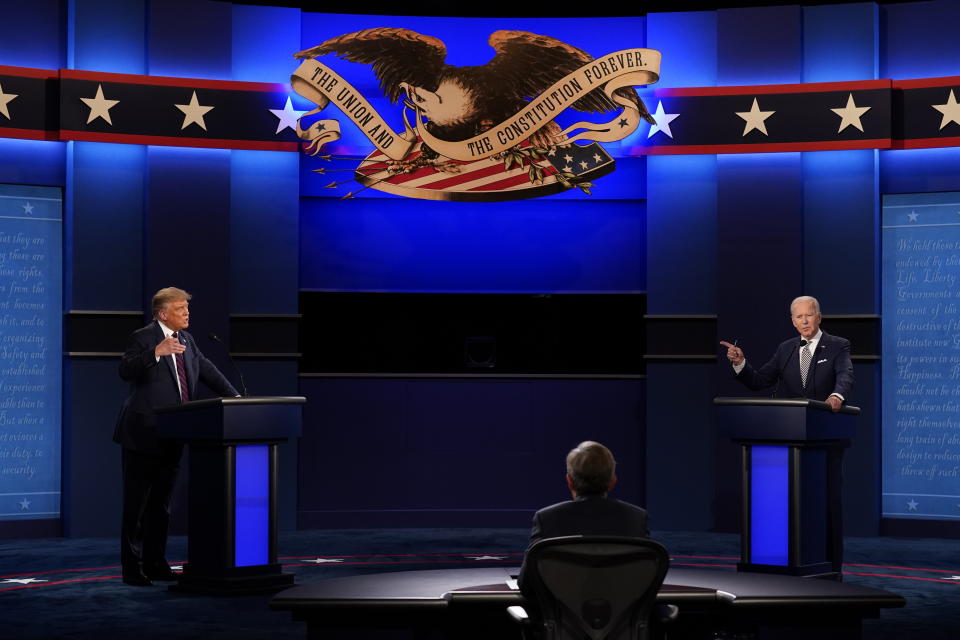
208,332 -> 248,397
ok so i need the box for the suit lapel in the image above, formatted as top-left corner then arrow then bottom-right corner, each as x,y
809,333 -> 833,394
155,322 -> 179,387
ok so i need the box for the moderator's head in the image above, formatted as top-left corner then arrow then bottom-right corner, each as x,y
566,440 -> 616,497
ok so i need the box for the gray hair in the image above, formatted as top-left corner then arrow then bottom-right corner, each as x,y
790,295 -> 820,315
566,441 -> 616,495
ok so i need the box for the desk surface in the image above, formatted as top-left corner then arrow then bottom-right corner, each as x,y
271,566 -> 905,612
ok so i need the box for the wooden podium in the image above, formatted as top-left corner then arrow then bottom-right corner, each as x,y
714,398 -> 859,578
157,396 -> 305,594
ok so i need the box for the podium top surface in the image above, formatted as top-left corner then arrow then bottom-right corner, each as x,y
714,397 -> 860,416
156,396 -> 306,414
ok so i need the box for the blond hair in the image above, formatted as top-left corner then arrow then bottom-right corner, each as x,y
152,287 -> 191,317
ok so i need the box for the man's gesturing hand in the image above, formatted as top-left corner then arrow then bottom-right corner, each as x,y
155,336 -> 186,358
720,341 -> 745,366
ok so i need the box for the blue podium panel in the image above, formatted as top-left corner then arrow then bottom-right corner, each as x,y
750,445 -> 789,566
235,444 -> 269,567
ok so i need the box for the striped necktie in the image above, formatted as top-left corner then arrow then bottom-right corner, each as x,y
800,342 -> 811,389
172,332 -> 190,403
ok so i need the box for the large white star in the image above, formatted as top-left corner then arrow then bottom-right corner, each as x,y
1,577 -> 47,585
80,84 -> 120,125
175,91 -> 214,131
18,498 -> 30,510
647,100 -> 679,139
0,82 -> 18,120
932,89 -> 960,130
736,98 -> 775,137
22,203 -> 34,215
907,211 -> 919,222
268,96 -> 307,134
907,499 -> 919,511
831,93 -> 871,133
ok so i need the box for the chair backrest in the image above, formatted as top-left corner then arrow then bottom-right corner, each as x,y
521,536 -> 669,640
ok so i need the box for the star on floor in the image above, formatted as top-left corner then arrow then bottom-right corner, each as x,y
932,89 -> 960,130
268,96 -> 307,134
907,211 -> 919,222
22,202 -> 34,215
303,558 -> 344,564
175,91 -> 214,131
1,578 -> 47,585
465,556 -> 506,561
647,101 -> 679,139
18,498 -> 31,510
0,82 -> 18,120
80,84 -> 120,125
736,98 -> 775,137
907,499 -> 919,510
831,93 -> 871,133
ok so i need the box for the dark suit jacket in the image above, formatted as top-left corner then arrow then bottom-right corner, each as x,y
736,331 -> 854,401
114,321 -> 239,453
518,494 -> 650,592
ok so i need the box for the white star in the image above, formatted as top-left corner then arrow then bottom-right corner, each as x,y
80,84 -> 120,125
647,101 -> 679,139
302,557 -> 344,564
22,203 -> 34,215
0,82 -> 18,120
18,498 -> 30,510
579,160 -> 588,170
831,93 -> 871,133
175,91 -> 214,131
465,555 -> 507,561
1,577 -> 46,585
736,98 -> 775,137
546,147 -> 556,156
562,165 -> 572,172
268,96 -> 306,134
563,154 -> 573,163
932,90 -> 960,130
907,499 -> 919,510
592,153 -> 602,163
907,211 -> 919,222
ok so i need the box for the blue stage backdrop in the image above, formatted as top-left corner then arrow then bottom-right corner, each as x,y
0,184 -> 62,523
882,192 -> 960,522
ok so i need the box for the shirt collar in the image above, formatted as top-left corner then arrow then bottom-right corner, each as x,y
802,329 -> 823,349
158,321 -> 175,339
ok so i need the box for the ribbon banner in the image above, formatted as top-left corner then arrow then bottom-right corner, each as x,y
291,47 -> 661,163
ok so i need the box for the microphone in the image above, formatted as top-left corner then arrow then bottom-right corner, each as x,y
208,332 -> 248,397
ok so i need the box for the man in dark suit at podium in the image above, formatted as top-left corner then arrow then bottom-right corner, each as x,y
721,295 -> 853,575
519,441 -> 649,592
114,287 -> 239,586
721,296 -> 853,411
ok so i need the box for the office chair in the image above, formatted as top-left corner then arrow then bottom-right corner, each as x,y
508,536 -> 675,640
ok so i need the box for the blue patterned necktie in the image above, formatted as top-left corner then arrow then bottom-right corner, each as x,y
172,332 -> 189,403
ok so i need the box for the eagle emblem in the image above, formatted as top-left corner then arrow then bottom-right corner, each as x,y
291,28 -> 661,201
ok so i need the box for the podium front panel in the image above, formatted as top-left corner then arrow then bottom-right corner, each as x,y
236,444 -> 269,567
749,446 -> 789,566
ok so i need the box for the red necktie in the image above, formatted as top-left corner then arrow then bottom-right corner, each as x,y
172,332 -> 190,403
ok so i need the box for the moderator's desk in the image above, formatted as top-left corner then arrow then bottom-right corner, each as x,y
271,566 -> 904,639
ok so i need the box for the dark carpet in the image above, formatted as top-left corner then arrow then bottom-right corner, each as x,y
0,529 -> 956,639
